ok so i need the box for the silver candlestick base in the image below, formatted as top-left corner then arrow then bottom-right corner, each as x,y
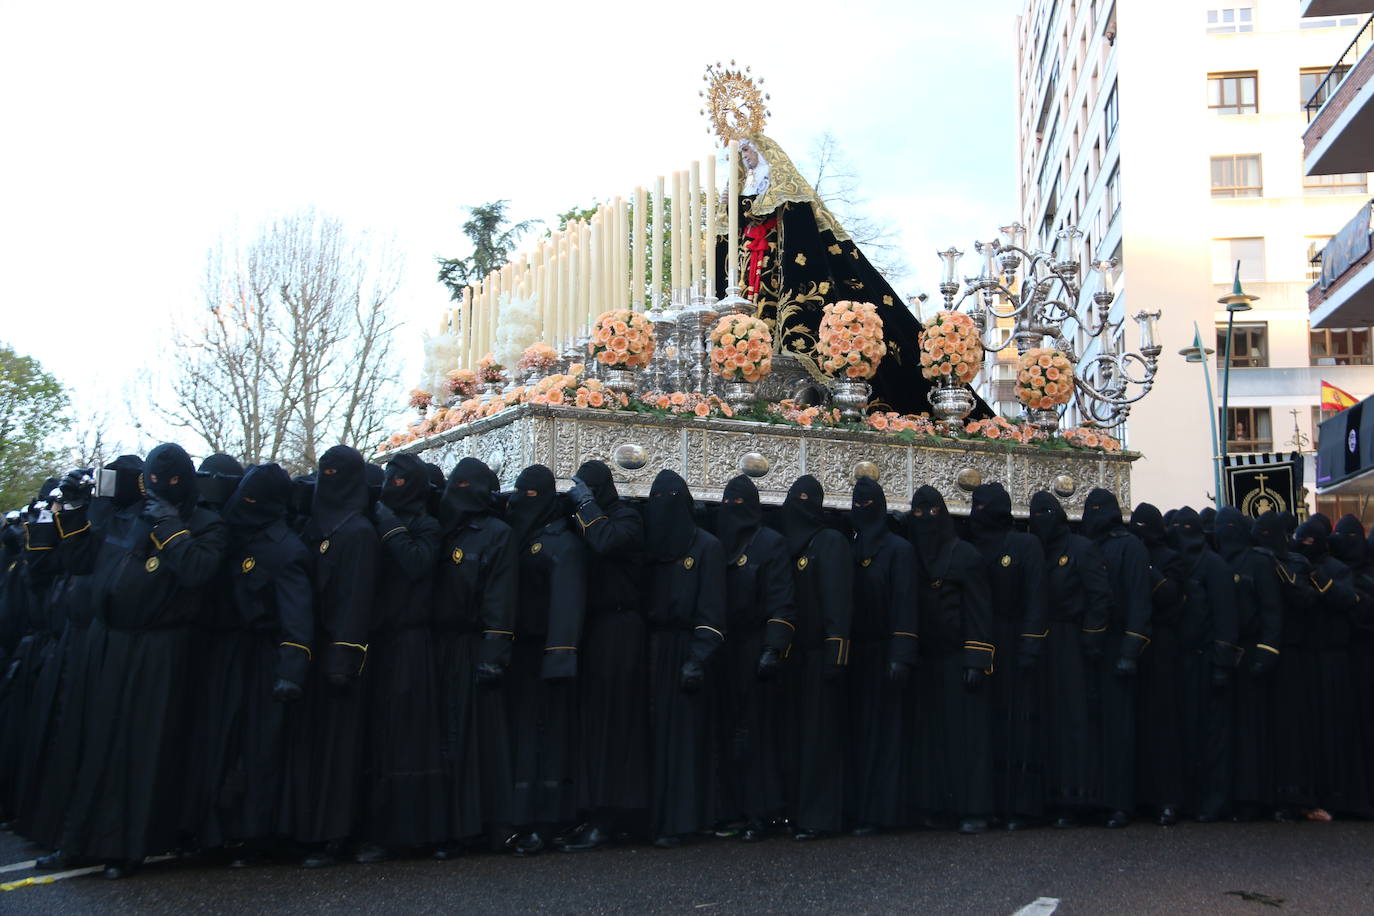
716,283 -> 754,317
676,290 -> 719,394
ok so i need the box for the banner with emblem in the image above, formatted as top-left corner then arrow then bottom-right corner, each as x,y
1223,451 -> 1304,519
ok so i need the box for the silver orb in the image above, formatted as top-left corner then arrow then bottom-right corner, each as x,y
853,461 -> 881,482
1052,474 -> 1076,497
613,444 -> 647,471
738,452 -> 770,478
956,467 -> 983,492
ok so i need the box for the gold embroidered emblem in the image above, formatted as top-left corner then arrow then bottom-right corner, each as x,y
451,547 -> 464,565
1234,573 -> 1241,583
828,243 -> 843,255
1059,555 -> 1068,567
882,294 -> 893,305
241,557 -> 256,574
1001,555 -> 1012,567
144,556 -> 160,573
931,579 -> 943,589
683,556 -> 695,570
736,554 -> 748,567
531,542 -> 542,555
794,253 -> 807,267
319,539 -> 330,555
796,556 -> 809,571
862,558 -> 873,568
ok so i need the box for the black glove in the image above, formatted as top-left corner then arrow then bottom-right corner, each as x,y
1211,667 -> 1232,692
963,667 -> 986,692
141,495 -> 180,524
756,646 -> 781,681
887,661 -> 910,687
567,477 -> 594,508
60,471 -> 93,508
326,672 -> 351,694
1113,656 -> 1138,678
680,658 -> 704,694
475,662 -> 504,684
373,501 -> 402,534
272,678 -> 303,703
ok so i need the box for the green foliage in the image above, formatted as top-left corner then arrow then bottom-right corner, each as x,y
0,344 -> 69,510
550,202 -> 600,233
435,201 -> 541,301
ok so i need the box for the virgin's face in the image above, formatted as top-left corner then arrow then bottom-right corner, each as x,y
742,145 -> 759,169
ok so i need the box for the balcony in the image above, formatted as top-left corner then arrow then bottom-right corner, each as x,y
1304,15 -> 1374,176
1302,0 -> 1374,17
1310,200 -> 1374,327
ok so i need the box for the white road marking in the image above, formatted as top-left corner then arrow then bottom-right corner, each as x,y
1012,898 -> 1060,916
0,854 -> 176,891
0,860 -> 37,874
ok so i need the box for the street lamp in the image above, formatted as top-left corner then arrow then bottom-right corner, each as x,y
1179,322 -> 1223,505
1217,261 -> 1259,505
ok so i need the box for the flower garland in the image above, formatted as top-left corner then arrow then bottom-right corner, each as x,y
919,310 -> 983,385
518,342 -> 560,375
709,314 -> 773,382
1063,426 -> 1122,451
526,372 -> 629,410
964,415 -> 1043,445
818,300 -> 886,380
477,353 -> 506,385
1016,348 -> 1074,409
445,368 -> 477,400
639,390 -> 735,419
866,411 -> 939,435
769,398 -> 842,428
589,309 -> 656,369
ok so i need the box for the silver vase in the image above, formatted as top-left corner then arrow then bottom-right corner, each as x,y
722,379 -> 756,415
832,379 -> 871,422
1028,406 -> 1060,434
603,367 -> 637,397
479,382 -> 503,401
928,377 -> 976,427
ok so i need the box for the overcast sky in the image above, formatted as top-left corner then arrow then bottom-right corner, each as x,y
0,0 -> 1021,448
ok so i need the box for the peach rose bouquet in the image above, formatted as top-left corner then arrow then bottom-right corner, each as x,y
444,368 -> 477,399
589,309 -> 656,369
1015,348 -> 1074,409
709,314 -> 773,382
477,353 -> 506,385
919,310 -> 983,385
1063,426 -> 1122,451
818,300 -> 886,380
517,343 -> 560,375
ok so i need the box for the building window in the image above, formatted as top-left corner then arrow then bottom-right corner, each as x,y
1211,154 -> 1262,198
1302,65 -> 1351,113
1209,72 -> 1258,114
1311,328 -> 1374,366
1216,323 -> 1268,368
1304,172 -> 1369,196
1224,407 -> 1272,453
1105,165 -> 1121,218
1211,237 -> 1266,282
1104,80 -> 1119,140
1301,16 -> 1362,29
1207,7 -> 1253,34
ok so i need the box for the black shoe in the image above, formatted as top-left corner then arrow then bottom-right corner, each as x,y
0,821 -> 16,833
792,827 -> 827,841
35,850 -> 75,871
353,843 -> 390,864
1157,807 -> 1179,827
432,844 -> 464,860
1272,808 -> 1293,823
652,834 -> 684,849
740,824 -> 768,842
958,818 -> 988,835
552,822 -> 587,847
1005,818 -> 1033,831
1195,813 -> 1220,824
510,832 -> 545,857
1053,814 -> 1076,829
1106,811 -> 1130,829
850,824 -> 877,837
558,825 -> 613,852
102,861 -> 139,880
301,849 -> 339,869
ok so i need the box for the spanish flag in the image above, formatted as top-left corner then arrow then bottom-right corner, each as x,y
1321,380 -> 1360,412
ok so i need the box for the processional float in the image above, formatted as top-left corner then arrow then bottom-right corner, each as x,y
380,65 -> 1155,516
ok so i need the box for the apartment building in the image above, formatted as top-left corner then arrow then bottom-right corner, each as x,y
1011,0 -> 1374,515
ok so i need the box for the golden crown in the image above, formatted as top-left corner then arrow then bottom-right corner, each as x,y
699,61 -> 771,143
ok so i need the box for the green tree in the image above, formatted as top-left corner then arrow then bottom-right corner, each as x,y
435,201 -> 541,300
0,344 -> 69,510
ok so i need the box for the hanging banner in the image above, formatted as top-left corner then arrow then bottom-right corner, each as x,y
1224,451 -> 1304,518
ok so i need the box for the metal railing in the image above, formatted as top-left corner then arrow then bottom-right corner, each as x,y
1306,14 -> 1374,122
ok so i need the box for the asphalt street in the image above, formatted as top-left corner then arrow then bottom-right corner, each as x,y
0,819 -> 1370,915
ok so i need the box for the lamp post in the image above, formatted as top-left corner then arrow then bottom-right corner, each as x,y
1179,322 -> 1223,505
1217,261 -> 1259,505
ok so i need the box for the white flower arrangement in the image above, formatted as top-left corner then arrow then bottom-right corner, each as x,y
493,292 -> 543,371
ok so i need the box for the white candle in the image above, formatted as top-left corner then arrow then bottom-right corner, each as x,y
705,153 -> 717,299
633,186 -> 646,309
652,177 -> 664,307
581,219 -> 593,332
728,140 -> 740,291
689,162 -> 701,295
617,197 -> 629,310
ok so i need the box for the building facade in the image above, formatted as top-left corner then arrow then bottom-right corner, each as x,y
1011,0 -> 1374,517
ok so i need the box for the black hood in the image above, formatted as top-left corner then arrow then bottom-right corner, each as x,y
143,443 -> 198,514
223,463 -> 291,534
969,483 -> 1013,545
197,453 -> 245,511
1082,488 -> 1123,541
718,475 -> 762,562
381,454 -> 431,518
1294,519 -> 1329,562
644,469 -> 696,561
1214,506 -> 1252,561
575,459 -> 620,509
440,457 -> 499,533
424,462 -> 445,518
312,445 -> 368,533
779,474 -> 825,557
290,474 -> 315,527
1308,512 -> 1333,537
1331,514 -> 1366,565
1129,502 -> 1168,548
505,464 -> 560,546
1028,490 -> 1069,547
1252,510 -> 1289,558
909,484 -> 955,569
851,477 -> 888,560
1279,511 -> 1298,538
1199,506 -> 1218,547
105,454 -> 146,511
34,477 -> 60,507
1170,506 -> 1207,555
365,463 -> 385,509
